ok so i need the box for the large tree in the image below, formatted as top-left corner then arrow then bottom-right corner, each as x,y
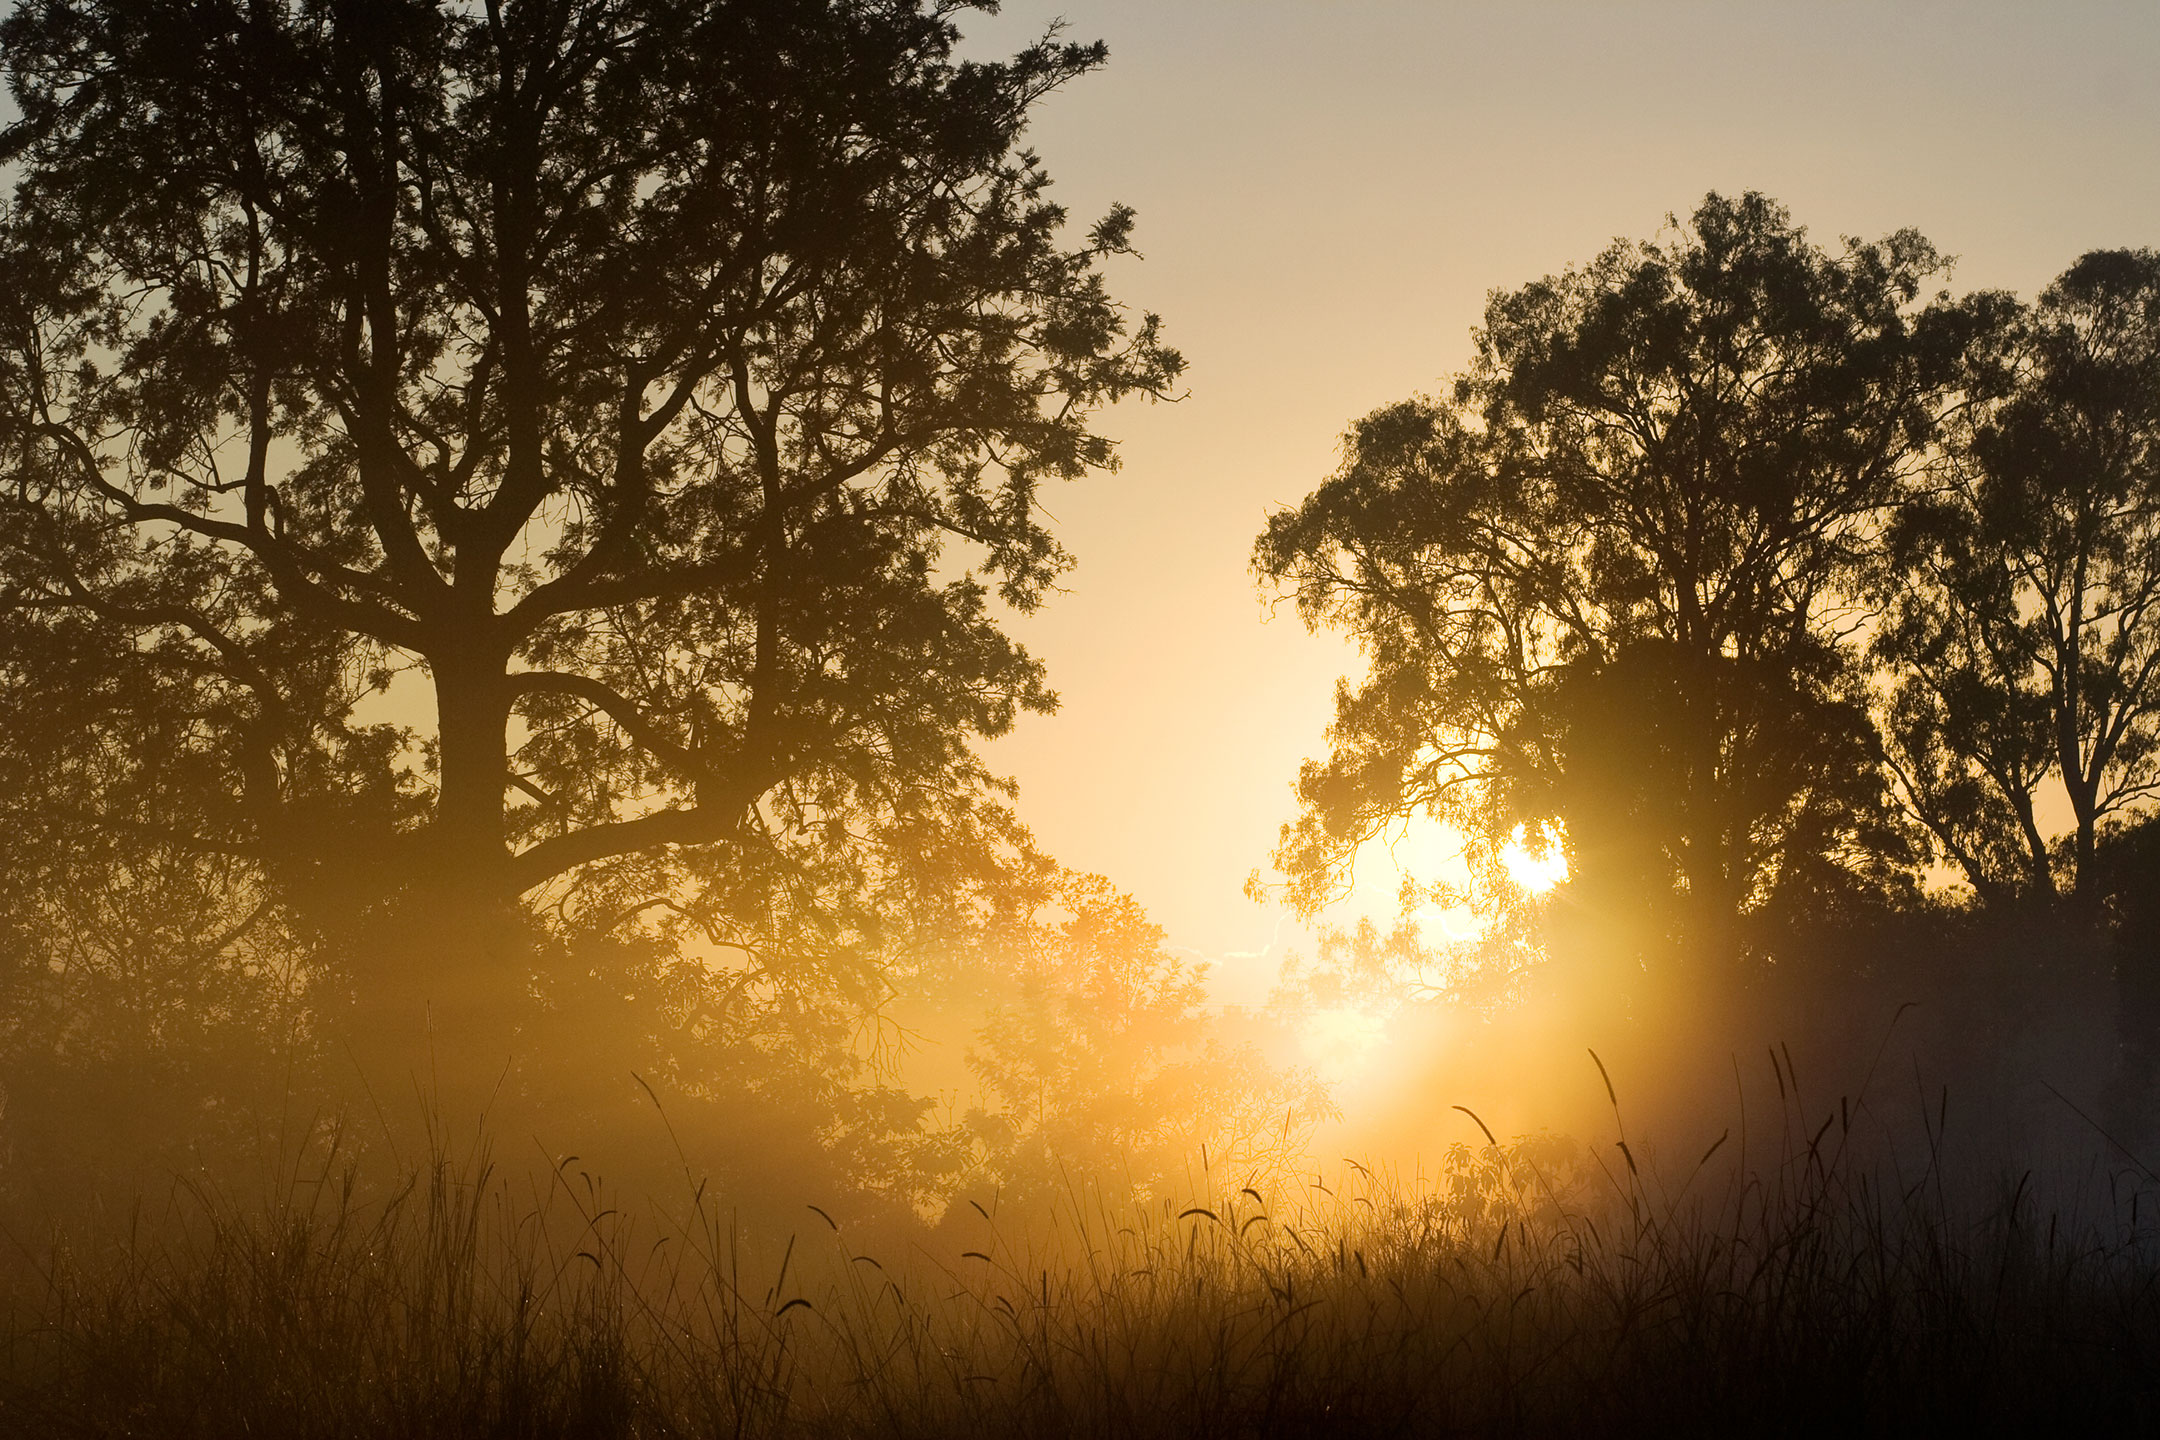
1875,250 -> 2160,905
0,0 -> 1178,1057
1256,194 -> 1961,967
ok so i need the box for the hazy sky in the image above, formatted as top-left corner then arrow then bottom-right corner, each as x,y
942,1 -> 2160,998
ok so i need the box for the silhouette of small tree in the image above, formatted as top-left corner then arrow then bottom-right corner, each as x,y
960,872 -> 1321,1210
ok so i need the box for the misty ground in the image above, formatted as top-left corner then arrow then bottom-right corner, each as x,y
0,906 -> 2154,1440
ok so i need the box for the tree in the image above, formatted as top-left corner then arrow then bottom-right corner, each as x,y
1875,250 -> 2160,904
957,871 -> 1319,1212
0,0 -> 1180,1059
1255,194 -> 1955,968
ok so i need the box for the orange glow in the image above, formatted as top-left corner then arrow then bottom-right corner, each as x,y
1301,1004 -> 1390,1075
1500,822 -> 1570,896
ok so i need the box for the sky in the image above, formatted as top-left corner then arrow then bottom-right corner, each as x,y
938,1 -> 2160,1002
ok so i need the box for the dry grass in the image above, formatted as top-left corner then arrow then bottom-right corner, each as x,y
1,1081 -> 2156,1439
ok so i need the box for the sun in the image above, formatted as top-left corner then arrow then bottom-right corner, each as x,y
1500,822 -> 1570,896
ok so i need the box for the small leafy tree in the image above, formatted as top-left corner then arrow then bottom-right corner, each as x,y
961,872 -> 1320,1210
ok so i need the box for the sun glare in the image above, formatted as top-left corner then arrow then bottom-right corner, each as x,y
1500,822 -> 1571,896
1302,1005 -> 1389,1074
1345,817 -> 1471,921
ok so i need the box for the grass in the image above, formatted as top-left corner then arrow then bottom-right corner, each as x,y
1,1076 -> 2157,1439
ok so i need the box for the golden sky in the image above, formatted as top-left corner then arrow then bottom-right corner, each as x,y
952,0 -> 2160,999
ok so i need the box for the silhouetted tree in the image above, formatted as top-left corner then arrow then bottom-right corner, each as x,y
1256,194 -> 1962,968
1499,642 -> 1917,965
0,0 -> 1179,1068
1875,250 -> 2160,905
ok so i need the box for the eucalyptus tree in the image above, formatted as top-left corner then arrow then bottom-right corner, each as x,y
1257,194 -> 1965,966
0,0 -> 1179,1058
1876,250 -> 2160,905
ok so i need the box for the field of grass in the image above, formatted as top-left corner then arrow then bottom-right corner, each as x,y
2,1075 -> 2156,1440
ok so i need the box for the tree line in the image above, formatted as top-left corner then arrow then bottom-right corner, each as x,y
2,0 -> 2154,1201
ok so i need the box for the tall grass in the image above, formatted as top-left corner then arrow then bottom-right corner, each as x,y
2,1074 -> 2156,1439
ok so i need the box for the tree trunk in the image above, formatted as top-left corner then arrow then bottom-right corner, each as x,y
340,637 -> 528,1116
431,642 -> 512,892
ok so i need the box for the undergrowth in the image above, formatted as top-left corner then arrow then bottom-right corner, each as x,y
2,1070 -> 2156,1439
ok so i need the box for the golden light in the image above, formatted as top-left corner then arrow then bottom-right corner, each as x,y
1500,822 -> 1570,896
1302,1005 -> 1389,1075
1344,816 -> 1471,924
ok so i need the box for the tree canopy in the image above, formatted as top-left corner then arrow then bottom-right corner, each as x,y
1256,194 -> 1971,962
0,0 -> 1180,1050
1876,249 -> 2160,903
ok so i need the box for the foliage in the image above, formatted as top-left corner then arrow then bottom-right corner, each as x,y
1255,193 -> 1951,962
0,598 -> 316,1197
0,846 -> 310,1208
1876,249 -> 2160,900
957,871 -> 1325,1211
0,0 -> 1180,1047
1496,641 -> 1917,965
2095,809 -> 2160,1130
